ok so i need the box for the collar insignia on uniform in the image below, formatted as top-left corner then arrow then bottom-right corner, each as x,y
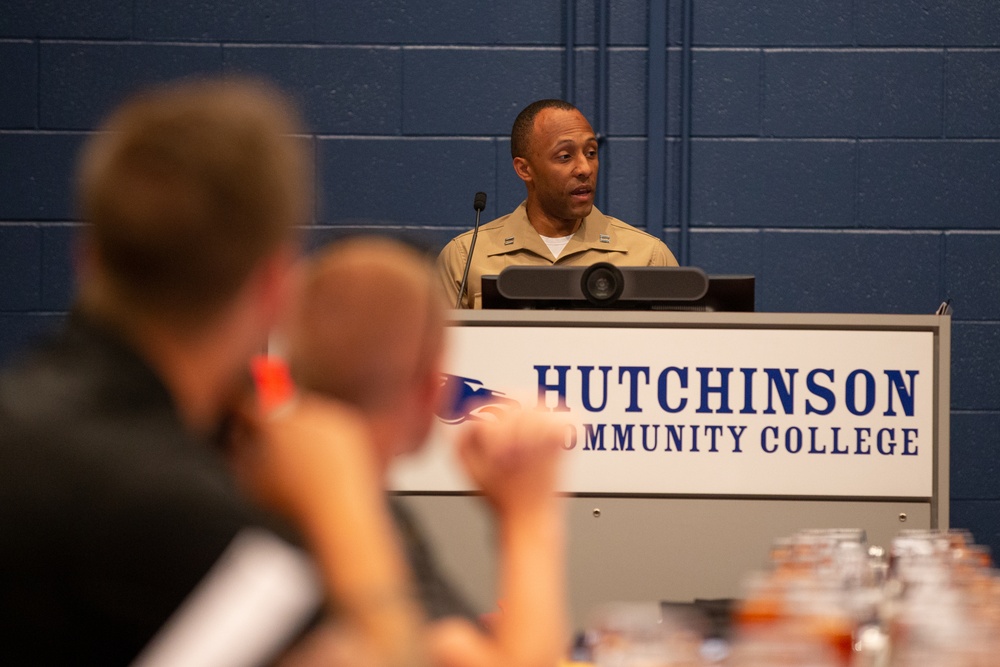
504,236 -> 515,245
599,234 -> 611,243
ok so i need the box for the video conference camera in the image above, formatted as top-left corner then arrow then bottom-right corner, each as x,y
482,264 -> 755,311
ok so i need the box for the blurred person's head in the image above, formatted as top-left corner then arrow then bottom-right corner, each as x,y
73,77 -> 311,432
75,76 -> 310,334
287,237 -> 447,475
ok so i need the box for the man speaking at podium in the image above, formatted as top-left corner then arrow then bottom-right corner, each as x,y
437,99 -> 678,309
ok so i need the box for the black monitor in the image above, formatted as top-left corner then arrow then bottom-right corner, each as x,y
480,263 -> 755,312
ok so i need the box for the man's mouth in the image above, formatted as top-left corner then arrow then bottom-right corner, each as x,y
570,186 -> 593,198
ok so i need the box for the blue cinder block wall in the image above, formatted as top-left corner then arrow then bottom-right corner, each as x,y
1,1 -> 998,555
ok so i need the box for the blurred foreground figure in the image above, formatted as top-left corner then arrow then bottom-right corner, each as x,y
0,79 -> 422,666
287,237 -> 568,667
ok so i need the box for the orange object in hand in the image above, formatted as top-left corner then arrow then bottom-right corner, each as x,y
250,355 -> 296,414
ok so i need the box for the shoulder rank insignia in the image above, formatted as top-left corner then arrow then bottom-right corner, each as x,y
504,236 -> 515,245
599,234 -> 611,243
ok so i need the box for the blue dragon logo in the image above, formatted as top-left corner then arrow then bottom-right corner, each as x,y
436,373 -> 521,424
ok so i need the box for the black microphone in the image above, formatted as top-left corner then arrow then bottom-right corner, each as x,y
455,192 -> 487,308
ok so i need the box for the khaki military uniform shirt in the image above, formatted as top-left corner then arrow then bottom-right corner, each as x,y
437,202 -> 678,309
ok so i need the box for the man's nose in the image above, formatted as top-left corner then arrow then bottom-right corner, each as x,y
572,153 -> 593,177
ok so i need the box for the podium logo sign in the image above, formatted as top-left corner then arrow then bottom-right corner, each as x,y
435,374 -> 521,424
396,325 -> 936,498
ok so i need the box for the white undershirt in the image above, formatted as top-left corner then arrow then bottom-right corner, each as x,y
539,233 -> 573,259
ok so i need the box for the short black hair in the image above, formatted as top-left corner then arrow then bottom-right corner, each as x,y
510,99 -> 580,160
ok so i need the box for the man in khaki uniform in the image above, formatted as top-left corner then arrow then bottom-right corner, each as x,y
437,98 -> 678,309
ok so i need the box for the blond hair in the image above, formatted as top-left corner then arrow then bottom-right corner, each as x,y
288,237 -> 445,412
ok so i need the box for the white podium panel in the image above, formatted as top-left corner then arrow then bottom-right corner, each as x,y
391,311 -> 950,628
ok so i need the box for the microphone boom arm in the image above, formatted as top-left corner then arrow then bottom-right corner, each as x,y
455,192 -> 487,308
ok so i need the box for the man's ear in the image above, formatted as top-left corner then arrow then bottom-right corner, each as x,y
400,360 -> 447,455
513,156 -> 531,184
252,243 -> 300,335
422,363 -> 447,418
